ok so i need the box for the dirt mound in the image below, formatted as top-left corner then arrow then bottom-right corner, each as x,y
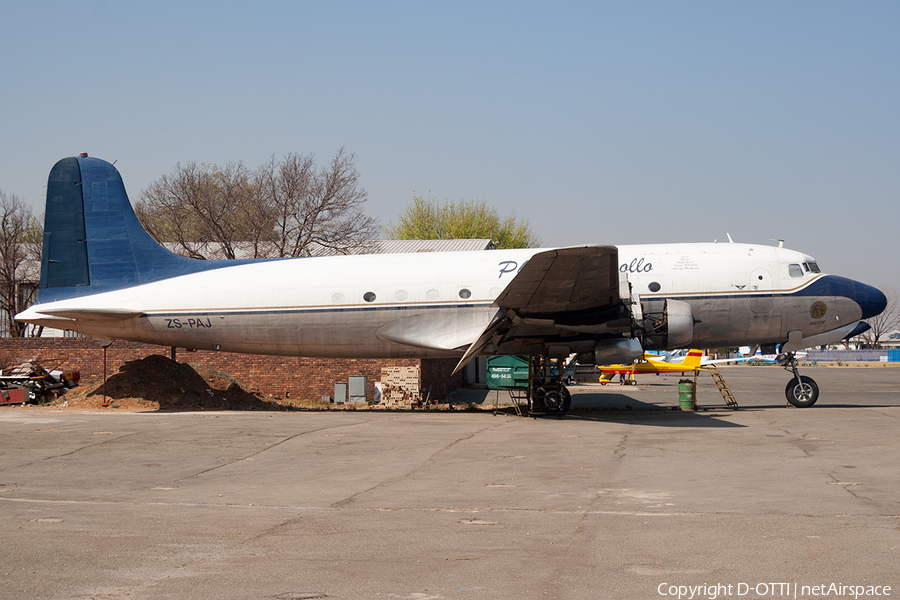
55,354 -> 284,411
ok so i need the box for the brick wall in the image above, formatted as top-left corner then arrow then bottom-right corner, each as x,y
0,339 -> 465,402
420,355 -> 465,401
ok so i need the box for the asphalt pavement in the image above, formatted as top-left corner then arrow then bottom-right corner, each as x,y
0,365 -> 898,600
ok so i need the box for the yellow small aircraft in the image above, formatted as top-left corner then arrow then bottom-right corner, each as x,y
598,350 -> 705,385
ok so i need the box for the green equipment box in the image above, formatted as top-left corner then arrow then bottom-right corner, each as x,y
486,355 -> 530,390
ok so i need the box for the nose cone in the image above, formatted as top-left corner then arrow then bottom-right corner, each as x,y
856,281 -> 887,319
800,276 -> 887,320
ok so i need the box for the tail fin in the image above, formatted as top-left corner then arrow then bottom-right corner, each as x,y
38,155 -> 239,304
680,350 -> 705,369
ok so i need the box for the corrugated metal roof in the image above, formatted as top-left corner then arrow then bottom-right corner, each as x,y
355,239 -> 494,254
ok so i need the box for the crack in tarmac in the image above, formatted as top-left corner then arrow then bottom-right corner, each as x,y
329,421 -> 505,509
175,418 -> 378,481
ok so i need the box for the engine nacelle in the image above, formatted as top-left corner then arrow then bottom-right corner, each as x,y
591,338 -> 644,366
639,299 -> 694,350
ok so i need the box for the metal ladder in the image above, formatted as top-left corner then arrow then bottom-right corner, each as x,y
494,387 -> 526,416
706,364 -> 738,409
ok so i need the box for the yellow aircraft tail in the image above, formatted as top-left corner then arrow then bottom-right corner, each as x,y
679,350 -> 705,369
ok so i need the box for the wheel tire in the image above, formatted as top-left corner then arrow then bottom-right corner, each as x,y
532,387 -> 569,416
785,376 -> 819,408
628,379 -> 637,386
541,389 -> 565,413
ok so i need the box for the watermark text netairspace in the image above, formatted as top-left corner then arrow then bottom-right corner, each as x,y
657,582 -> 891,599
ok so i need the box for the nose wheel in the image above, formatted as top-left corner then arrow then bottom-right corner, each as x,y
783,353 -> 819,408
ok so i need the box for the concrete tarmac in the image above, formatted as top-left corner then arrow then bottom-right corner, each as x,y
0,365 -> 898,600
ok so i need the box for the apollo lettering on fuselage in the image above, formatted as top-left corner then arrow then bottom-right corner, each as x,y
501,257 -> 655,278
497,260 -> 521,278
620,257 -> 653,274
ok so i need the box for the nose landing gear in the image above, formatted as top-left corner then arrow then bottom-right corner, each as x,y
783,352 -> 819,408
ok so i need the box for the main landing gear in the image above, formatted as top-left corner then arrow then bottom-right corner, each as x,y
783,352 -> 819,408
530,356 -> 572,418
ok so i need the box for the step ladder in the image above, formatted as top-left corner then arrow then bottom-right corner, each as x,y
706,364 -> 738,409
500,387 -> 526,416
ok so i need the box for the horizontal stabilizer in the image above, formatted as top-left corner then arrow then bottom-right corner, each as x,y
34,308 -> 144,321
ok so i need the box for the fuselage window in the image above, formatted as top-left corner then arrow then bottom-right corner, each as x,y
648,282 -> 661,292
426,289 -> 440,301
395,290 -> 408,301
458,288 -> 472,299
789,264 -> 804,278
363,292 -> 376,302
332,293 -> 345,304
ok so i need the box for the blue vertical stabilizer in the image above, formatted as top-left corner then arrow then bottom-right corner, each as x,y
37,155 -> 256,303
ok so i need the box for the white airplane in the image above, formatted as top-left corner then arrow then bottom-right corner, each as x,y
16,155 -> 887,410
737,346 -> 808,363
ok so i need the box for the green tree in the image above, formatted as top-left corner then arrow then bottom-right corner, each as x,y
383,196 -> 540,249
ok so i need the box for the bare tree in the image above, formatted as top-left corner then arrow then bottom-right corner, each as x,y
256,148 -> 378,256
137,161 -> 270,259
860,285 -> 900,347
0,191 -> 42,337
137,149 -> 377,258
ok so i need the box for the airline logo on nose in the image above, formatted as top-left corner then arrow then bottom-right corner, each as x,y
810,301 -> 827,319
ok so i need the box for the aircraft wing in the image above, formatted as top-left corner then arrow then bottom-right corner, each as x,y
453,245 -> 625,373
494,245 -> 620,314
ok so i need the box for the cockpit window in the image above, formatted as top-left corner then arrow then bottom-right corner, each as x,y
789,264 -> 804,278
804,262 -> 821,273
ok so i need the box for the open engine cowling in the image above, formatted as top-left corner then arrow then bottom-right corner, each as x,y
575,297 -> 695,366
638,299 -> 694,350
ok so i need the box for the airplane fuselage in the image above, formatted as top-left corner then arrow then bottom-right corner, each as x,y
18,154 -> 887,410
19,242 -> 873,358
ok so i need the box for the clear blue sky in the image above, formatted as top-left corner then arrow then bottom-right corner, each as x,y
2,1 -> 898,292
